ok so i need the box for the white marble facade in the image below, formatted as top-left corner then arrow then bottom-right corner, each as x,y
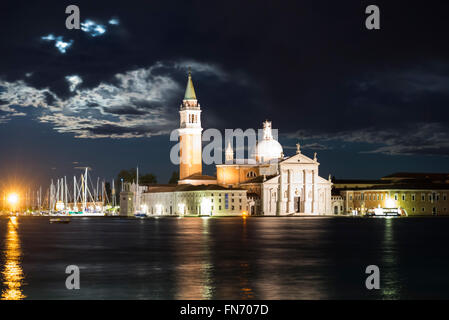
255,152 -> 332,215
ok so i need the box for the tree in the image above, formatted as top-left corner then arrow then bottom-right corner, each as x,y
116,168 -> 157,188
168,171 -> 179,184
140,173 -> 157,184
117,168 -> 137,184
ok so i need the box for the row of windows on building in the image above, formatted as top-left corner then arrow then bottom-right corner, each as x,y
150,204 -> 245,214
349,193 -> 448,202
348,207 -> 447,213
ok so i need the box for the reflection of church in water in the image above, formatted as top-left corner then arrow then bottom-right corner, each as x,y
120,72 -> 332,216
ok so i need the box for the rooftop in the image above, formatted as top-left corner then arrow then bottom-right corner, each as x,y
144,183 -> 246,194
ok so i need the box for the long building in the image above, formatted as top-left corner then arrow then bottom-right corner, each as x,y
334,173 -> 449,216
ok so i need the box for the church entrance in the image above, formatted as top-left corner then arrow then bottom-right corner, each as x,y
294,197 -> 301,213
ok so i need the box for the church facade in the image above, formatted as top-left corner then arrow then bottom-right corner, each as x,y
120,72 -> 332,216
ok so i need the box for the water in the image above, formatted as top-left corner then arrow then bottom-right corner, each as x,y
1,216 -> 449,299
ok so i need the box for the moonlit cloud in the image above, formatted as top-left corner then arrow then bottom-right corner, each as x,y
286,123 -> 449,156
40,17 -> 119,53
0,61 -> 229,138
108,18 -> 119,25
81,20 -> 107,37
41,34 -> 73,53
65,75 -> 83,92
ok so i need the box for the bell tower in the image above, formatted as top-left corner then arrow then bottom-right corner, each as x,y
178,70 -> 203,180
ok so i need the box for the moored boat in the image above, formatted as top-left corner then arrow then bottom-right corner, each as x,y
49,217 -> 71,224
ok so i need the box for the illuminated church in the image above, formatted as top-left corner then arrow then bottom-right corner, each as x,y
120,72 -> 332,216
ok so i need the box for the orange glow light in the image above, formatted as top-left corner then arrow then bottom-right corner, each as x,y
7,193 -> 19,205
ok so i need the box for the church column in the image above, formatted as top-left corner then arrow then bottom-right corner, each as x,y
276,167 -> 284,216
302,169 -> 306,213
287,169 -> 293,213
304,169 -> 312,214
312,170 -> 317,214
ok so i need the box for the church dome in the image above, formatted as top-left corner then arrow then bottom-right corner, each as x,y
255,139 -> 283,163
253,120 -> 283,163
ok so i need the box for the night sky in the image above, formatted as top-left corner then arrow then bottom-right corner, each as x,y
1,0 -> 448,190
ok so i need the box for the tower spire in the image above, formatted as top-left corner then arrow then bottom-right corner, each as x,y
184,68 -> 197,100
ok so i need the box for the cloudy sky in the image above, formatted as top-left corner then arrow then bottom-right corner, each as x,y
0,0 -> 448,187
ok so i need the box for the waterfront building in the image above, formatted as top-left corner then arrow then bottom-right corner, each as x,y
120,71 -> 332,216
335,173 -> 449,216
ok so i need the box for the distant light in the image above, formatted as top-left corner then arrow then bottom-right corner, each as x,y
7,193 -> 19,205
56,201 -> 65,211
385,198 -> 395,208
178,203 -> 185,215
201,198 -> 212,216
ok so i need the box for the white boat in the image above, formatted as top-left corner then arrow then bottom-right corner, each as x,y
366,206 -> 407,217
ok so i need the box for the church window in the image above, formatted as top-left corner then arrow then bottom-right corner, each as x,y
246,171 -> 256,178
239,198 -> 242,203
394,194 -> 398,201
412,194 -> 415,201
219,206 -> 222,210
443,194 -> 447,201
240,206 -> 242,210
349,195 -> 353,200
219,199 -> 221,203
429,194 -> 432,201
412,207 -> 415,212
422,194 -> 425,201
232,205 -> 235,210
402,194 -> 405,201
422,207 -> 425,212
231,198 -> 234,203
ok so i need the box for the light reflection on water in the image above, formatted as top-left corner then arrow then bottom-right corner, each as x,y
1,216 -> 449,299
381,218 -> 400,299
1,217 -> 26,300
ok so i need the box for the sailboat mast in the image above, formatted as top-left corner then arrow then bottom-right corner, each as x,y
135,166 -> 139,214
73,176 -> 77,210
84,168 -> 88,212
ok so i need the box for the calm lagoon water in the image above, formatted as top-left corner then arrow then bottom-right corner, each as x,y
1,216 -> 449,299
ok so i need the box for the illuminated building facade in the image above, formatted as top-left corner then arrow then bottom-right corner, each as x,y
335,173 -> 449,215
